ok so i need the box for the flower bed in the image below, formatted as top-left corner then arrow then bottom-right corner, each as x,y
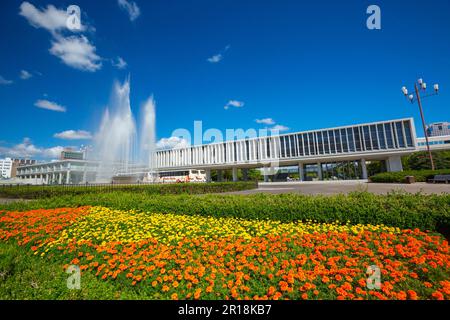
1,207 -> 449,300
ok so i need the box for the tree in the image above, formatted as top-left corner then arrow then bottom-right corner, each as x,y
402,150 -> 450,170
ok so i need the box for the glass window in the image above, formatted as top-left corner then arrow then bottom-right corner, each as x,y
403,121 -> 414,147
317,132 -> 323,154
279,136 -> 285,158
353,127 -> 361,151
245,140 -> 250,160
335,129 -> 342,153
370,125 -> 379,150
308,133 -> 315,155
329,130 -> 336,153
347,128 -> 355,152
396,122 -> 405,147
341,129 -> 348,152
384,123 -> 394,148
290,135 -> 297,157
323,131 -> 330,154
363,126 -> 372,150
297,134 -> 304,156
377,124 -> 386,149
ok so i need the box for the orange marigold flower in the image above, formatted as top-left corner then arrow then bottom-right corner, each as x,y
407,290 -> 418,300
432,291 -> 444,300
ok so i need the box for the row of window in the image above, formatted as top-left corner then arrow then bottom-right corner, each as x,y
418,140 -> 450,146
156,120 -> 415,167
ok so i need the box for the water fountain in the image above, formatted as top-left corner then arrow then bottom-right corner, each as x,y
92,77 -> 156,183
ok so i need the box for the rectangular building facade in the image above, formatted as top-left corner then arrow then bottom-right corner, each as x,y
427,122 -> 450,137
155,118 -> 416,172
0,158 -> 13,179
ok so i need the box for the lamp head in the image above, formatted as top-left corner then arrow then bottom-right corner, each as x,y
434,84 -> 439,92
408,94 -> 414,102
418,78 -> 423,85
401,86 -> 408,96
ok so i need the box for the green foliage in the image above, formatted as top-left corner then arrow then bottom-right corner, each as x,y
0,242 -> 152,299
0,181 -> 257,199
369,169 -> 450,183
366,160 -> 387,177
402,150 -> 450,170
2,191 -> 449,233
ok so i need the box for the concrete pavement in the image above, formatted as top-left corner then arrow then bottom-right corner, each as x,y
228,181 -> 450,195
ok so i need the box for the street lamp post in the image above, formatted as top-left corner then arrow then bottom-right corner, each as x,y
401,78 -> 439,171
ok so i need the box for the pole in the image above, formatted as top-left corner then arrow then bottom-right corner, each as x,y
415,83 -> 435,170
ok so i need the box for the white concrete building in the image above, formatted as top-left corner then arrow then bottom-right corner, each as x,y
427,122 -> 450,137
16,160 -> 99,185
417,135 -> 450,151
0,158 -> 13,179
155,118 -> 418,182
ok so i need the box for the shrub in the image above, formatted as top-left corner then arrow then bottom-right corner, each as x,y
2,192 -> 449,234
0,181 -> 257,199
369,169 -> 450,183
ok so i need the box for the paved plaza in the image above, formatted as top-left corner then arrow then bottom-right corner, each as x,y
228,181 -> 450,195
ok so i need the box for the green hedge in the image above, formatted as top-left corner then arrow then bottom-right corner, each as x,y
369,169 -> 450,183
1,192 -> 449,234
0,181 -> 257,199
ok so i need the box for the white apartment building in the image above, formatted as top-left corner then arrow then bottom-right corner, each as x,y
0,158 -> 13,179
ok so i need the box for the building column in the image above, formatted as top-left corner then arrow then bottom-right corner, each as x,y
386,156 -> 403,172
242,168 -> 248,181
66,171 -> 71,184
317,163 -> 323,180
361,158 -> 368,179
263,166 -> 270,182
58,173 -> 62,185
82,165 -> 87,183
205,169 -> 211,182
232,167 -> 238,182
298,163 -> 304,182
217,170 -> 223,182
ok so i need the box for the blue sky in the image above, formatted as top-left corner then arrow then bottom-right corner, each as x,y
1,0 -> 450,159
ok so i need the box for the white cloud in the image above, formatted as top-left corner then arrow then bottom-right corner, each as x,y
34,99 -> 66,112
112,56 -> 127,69
156,137 -> 189,150
49,35 -> 101,72
224,100 -> 245,110
54,130 -> 92,140
0,76 -> 13,85
19,2 -> 101,73
207,54 -> 223,63
0,138 -> 65,160
118,0 -> 141,21
270,124 -> 290,132
19,1 -> 86,33
255,118 -> 275,125
207,45 -> 230,63
20,70 -> 33,80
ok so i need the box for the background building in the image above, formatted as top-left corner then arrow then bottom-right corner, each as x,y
60,149 -> 85,161
417,135 -> 450,151
0,158 -> 13,179
427,122 -> 450,137
10,158 -> 36,178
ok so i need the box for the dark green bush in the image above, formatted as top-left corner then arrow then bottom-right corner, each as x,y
369,169 -> 450,183
0,181 -> 257,199
1,192 -> 449,233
